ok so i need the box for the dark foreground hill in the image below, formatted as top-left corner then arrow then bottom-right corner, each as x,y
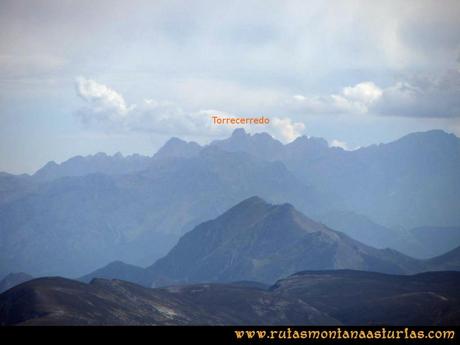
272,270 -> 460,325
0,277 -> 336,325
1,270 -> 459,325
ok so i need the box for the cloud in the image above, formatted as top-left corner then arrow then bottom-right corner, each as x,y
269,117 -> 305,142
76,77 -> 217,135
329,139 -> 361,151
75,77 -> 305,142
76,77 -> 131,122
374,71 -> 460,118
289,72 -> 460,118
289,81 -> 383,115
342,82 -> 383,105
329,139 -> 349,150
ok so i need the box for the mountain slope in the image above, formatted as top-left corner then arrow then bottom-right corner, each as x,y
272,270 -> 460,325
317,210 -> 408,251
0,173 -> 36,206
0,272 -> 33,293
406,227 -> 460,258
1,271 -> 459,325
79,261 -> 149,286
425,246 -> 460,271
0,277 -> 336,325
146,197 -> 423,286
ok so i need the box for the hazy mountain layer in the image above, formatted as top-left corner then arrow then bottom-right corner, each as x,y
33,152 -> 152,182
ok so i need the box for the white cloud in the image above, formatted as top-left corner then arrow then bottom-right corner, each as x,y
342,82 -> 383,105
329,139 -> 349,150
76,77 -> 222,135
268,117 -> 305,143
288,73 -> 460,118
289,81 -> 383,115
76,77 -> 131,120
75,77 -> 305,142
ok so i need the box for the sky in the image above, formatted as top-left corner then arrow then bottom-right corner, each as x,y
1,0 -> 460,174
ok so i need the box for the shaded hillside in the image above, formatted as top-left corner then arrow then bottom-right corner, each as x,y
425,246 -> 460,271
1,271 -> 459,325
147,197 -> 423,286
272,270 -> 460,325
0,277 -> 336,325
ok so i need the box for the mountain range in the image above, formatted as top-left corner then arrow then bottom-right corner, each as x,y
0,129 -> 459,277
210,129 -> 460,229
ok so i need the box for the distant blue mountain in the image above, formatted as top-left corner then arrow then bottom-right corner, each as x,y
152,137 -> 202,160
33,152 -> 152,182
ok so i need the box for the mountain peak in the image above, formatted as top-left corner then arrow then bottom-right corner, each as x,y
396,129 -> 457,144
153,137 -> 202,160
231,128 -> 248,138
42,160 -> 59,169
288,135 -> 328,148
219,196 -> 272,221
165,136 -> 187,145
235,196 -> 269,208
